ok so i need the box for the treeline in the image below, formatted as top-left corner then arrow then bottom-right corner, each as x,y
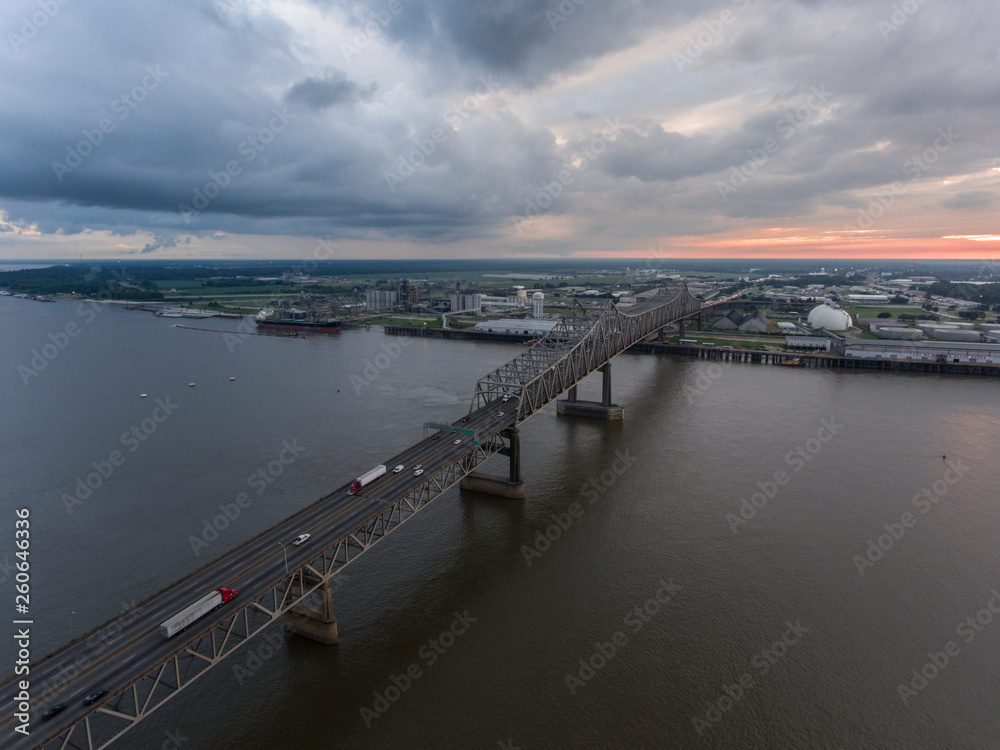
927,281 -> 1000,307
0,265 -> 163,299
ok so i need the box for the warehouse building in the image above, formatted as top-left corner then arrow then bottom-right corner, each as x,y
843,338 -> 1000,364
473,319 -> 559,336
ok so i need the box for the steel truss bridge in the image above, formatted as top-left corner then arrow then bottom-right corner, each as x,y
8,284 -> 706,750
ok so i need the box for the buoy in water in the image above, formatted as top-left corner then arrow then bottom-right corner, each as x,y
140,394 -> 147,398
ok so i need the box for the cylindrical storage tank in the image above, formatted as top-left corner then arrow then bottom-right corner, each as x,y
877,327 -> 923,340
931,329 -> 981,342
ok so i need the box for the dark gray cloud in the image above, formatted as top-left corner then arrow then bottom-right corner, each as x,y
941,192 -> 995,210
284,69 -> 377,110
0,0 -> 997,255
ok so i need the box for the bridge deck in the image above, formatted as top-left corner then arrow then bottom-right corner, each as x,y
4,284 -> 708,750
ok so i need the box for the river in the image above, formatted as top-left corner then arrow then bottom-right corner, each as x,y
1,296 -> 999,749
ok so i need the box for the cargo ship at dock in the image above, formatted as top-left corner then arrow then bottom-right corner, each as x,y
255,307 -> 341,333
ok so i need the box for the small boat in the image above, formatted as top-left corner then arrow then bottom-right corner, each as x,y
779,358 -> 803,367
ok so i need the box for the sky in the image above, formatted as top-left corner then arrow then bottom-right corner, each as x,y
1,0 -> 998,261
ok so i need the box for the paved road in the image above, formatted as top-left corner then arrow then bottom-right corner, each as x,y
1,399 -> 518,749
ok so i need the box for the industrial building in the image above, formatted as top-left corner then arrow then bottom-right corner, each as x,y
843,338 -> 1000,364
366,289 -> 398,312
807,304 -> 852,332
786,335 -> 832,351
843,294 -> 890,303
449,293 -> 482,314
473,319 -> 559,336
712,310 -> 772,333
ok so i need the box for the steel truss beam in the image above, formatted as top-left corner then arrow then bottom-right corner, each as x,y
472,284 -> 702,423
36,284 -> 703,750
40,436 -> 509,750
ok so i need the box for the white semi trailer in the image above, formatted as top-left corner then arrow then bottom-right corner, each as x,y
349,464 -> 386,494
159,587 -> 238,639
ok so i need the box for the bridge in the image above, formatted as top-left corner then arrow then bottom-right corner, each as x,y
2,284 -> 709,750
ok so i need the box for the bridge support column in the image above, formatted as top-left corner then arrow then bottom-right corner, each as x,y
284,579 -> 339,644
556,362 -> 623,420
567,384 -> 578,402
678,319 -> 686,339
460,427 -> 525,498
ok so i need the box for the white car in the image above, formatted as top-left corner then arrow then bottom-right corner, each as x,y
292,533 -> 310,546
414,468 -> 424,476
502,395 -> 510,402
496,411 -> 504,417
453,439 -> 462,444
414,463 -> 422,470
392,464 -> 404,474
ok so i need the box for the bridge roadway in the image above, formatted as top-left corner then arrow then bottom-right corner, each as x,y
0,399 -> 520,750
6,284 -> 718,748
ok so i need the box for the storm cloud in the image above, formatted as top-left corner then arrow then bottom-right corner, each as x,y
0,0 -> 997,258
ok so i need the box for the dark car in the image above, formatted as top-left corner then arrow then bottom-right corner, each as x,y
83,689 -> 108,706
42,703 -> 67,720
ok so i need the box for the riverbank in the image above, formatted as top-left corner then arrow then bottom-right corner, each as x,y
384,325 -> 1000,376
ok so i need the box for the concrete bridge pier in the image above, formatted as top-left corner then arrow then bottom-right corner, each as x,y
678,319 -> 685,339
556,362 -> 624,420
460,427 -> 525,498
284,578 -> 339,644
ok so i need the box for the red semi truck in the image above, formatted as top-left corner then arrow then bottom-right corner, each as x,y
348,464 -> 386,494
159,587 -> 238,638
